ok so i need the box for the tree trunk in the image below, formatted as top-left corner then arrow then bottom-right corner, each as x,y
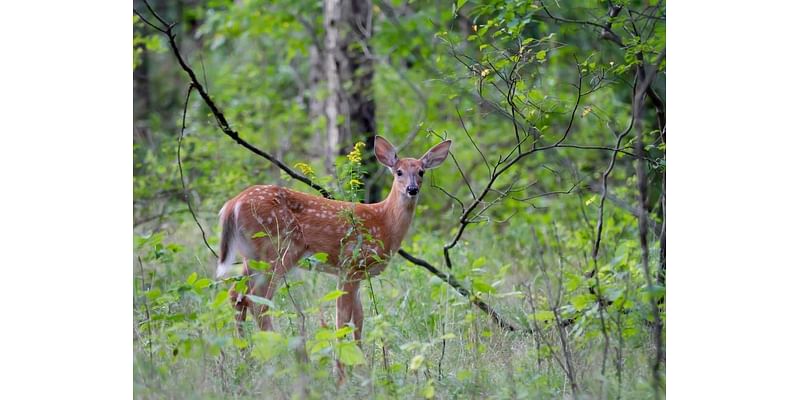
323,0 -> 377,201
133,43 -> 152,148
308,44 -> 326,159
323,0 -> 343,175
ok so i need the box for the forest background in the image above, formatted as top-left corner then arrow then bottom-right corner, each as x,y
132,0 -> 665,398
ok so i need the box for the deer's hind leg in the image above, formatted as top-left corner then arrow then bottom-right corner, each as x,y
228,258 -> 253,337
249,229 -> 308,331
230,295 -> 248,336
231,196 -> 308,331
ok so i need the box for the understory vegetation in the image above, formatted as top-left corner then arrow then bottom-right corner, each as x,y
133,0 -> 666,398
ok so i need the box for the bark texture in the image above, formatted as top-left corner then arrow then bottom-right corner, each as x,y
323,0 -> 378,202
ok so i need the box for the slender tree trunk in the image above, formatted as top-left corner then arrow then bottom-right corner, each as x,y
323,0 -> 343,175
323,0 -> 377,200
343,0 -> 377,202
634,66 -> 664,397
658,185 -> 666,290
133,0 -> 152,149
309,45 -> 326,159
133,44 -> 152,148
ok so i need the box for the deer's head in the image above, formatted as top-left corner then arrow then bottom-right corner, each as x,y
374,135 -> 452,200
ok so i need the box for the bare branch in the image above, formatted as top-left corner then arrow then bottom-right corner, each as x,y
177,84 -> 218,259
455,107 -> 490,173
397,249 -> 531,334
538,2 -> 623,46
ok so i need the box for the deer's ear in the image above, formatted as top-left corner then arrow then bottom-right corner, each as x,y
420,140 -> 451,169
374,136 -> 398,168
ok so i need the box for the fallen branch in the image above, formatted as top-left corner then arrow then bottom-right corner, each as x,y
398,249 -> 531,334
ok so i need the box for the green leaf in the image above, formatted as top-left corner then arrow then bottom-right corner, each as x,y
338,342 -> 366,366
145,288 -> 161,301
472,278 -> 496,294
315,328 -> 336,341
252,331 -> 287,361
234,278 -> 249,295
335,325 -> 354,338
423,382 -> 435,399
186,272 -> 197,285
456,0 -> 468,11
232,337 -> 248,349
565,272 -> 583,291
320,289 -> 347,303
251,231 -> 268,239
248,260 -> 271,271
531,310 -> 555,322
309,340 -> 331,354
311,252 -> 328,263
246,295 -> 276,309
193,278 -> 212,290
166,243 -> 183,253
212,290 -> 228,307
409,354 -> 425,371
536,50 -> 547,61
571,294 -> 595,311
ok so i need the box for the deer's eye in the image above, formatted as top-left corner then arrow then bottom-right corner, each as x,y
418,170 -> 425,177
396,170 -> 403,176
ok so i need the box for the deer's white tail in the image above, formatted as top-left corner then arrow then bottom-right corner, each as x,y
216,201 -> 237,278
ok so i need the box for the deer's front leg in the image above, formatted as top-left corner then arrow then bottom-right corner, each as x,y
351,283 -> 364,343
334,280 -> 361,383
335,280 -> 361,333
337,281 -> 363,338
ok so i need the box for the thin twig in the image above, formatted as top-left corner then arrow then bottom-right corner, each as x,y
178,84 -> 218,258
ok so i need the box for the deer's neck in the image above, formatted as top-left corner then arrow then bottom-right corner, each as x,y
377,187 -> 417,251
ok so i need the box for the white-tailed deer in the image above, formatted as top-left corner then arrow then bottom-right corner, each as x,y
216,135 -> 451,373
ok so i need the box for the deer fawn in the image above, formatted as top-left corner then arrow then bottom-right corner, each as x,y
216,136 -> 451,375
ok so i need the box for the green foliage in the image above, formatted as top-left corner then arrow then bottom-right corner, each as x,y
337,342 -> 366,366
134,0 -> 665,398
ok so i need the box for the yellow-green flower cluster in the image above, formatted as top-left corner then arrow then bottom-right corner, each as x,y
348,178 -> 362,188
347,141 -> 366,164
294,162 -> 315,178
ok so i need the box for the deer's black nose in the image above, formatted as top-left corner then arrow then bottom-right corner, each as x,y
407,186 -> 419,196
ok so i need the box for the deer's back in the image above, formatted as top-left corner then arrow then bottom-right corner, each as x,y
230,185 -> 390,275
